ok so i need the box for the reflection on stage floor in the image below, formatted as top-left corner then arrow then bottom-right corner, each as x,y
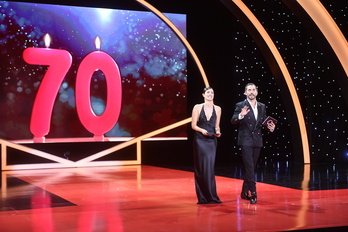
0,162 -> 347,231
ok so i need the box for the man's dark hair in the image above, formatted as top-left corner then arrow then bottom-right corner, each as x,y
245,83 -> 258,91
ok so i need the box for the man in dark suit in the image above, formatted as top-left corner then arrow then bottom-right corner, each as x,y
231,83 -> 275,204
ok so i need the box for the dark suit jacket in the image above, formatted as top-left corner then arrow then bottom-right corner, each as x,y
231,99 -> 267,147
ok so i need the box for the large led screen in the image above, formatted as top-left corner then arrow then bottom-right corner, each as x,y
0,1 -> 187,142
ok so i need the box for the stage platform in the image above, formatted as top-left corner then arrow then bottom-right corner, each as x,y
1,163 -> 347,231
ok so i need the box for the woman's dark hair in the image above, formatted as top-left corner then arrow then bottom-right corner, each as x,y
202,86 -> 213,94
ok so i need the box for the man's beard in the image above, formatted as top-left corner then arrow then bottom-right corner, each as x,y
247,94 -> 256,100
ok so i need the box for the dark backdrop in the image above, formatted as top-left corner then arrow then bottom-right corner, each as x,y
3,0 -> 348,168
144,0 -> 348,167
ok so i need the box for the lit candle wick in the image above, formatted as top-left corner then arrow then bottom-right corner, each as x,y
95,36 -> 101,50
44,33 -> 51,48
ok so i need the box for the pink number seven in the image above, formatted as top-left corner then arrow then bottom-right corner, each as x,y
23,47 -> 72,142
75,51 -> 122,140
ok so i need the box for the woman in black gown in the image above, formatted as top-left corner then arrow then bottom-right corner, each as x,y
191,87 -> 222,204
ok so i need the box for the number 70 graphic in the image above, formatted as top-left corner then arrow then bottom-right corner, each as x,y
23,35 -> 122,143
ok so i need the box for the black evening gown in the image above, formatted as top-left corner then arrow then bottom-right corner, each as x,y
193,105 -> 221,204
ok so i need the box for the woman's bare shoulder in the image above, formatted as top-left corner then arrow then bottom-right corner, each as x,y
214,105 -> 221,110
193,103 -> 204,109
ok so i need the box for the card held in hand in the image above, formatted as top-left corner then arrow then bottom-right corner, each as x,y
262,116 -> 278,129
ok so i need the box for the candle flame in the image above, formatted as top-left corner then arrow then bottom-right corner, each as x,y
95,36 -> 101,50
44,33 -> 51,48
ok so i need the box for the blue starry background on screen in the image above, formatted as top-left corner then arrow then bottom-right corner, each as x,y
0,1 -> 187,140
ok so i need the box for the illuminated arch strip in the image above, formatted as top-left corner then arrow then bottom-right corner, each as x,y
297,0 -> 348,76
1,118 -> 191,170
232,0 -> 310,163
1,138 -> 76,170
76,117 -> 192,164
136,0 -> 210,88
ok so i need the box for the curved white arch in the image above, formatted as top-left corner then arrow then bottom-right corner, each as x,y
136,0 -> 210,87
137,0 -> 311,163
232,0 -> 310,163
297,0 -> 348,76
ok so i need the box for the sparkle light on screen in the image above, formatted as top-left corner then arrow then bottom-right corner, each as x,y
0,1 -> 187,141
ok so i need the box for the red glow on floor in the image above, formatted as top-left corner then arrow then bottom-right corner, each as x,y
0,165 -> 347,231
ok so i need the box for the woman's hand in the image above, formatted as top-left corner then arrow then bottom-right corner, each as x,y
201,129 -> 209,135
214,132 -> 221,137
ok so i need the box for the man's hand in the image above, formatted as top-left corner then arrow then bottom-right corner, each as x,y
240,106 -> 250,117
268,121 -> 276,132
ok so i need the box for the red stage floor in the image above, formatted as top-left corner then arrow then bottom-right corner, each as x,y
0,165 -> 347,231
